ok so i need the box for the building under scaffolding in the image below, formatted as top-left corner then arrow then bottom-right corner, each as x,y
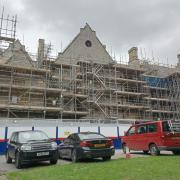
0,12 -> 180,123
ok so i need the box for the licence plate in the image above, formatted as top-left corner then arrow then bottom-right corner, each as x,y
94,144 -> 105,148
37,152 -> 49,156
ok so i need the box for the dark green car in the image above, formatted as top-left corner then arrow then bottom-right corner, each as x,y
6,130 -> 58,169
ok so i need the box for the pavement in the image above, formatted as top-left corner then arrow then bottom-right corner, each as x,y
0,150 -> 173,176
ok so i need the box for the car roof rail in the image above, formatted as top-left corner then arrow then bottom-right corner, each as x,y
133,120 -> 152,125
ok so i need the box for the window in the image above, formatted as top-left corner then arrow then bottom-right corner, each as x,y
10,133 -> 16,143
18,131 -> 49,143
78,133 -> 105,140
162,121 -> 170,132
137,125 -> 147,134
147,123 -> 157,133
127,127 -> 135,136
67,134 -> 75,140
85,40 -> 92,47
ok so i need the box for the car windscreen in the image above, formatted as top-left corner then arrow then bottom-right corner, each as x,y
78,133 -> 105,140
18,131 -> 49,143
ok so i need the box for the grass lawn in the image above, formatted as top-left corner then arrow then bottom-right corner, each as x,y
7,156 -> 180,180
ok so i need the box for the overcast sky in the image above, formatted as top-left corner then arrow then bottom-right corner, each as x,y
1,0 -> 180,65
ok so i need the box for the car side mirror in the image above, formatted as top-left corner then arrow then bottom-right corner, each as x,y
124,131 -> 127,136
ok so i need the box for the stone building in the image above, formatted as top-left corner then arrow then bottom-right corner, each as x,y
0,23 -> 180,123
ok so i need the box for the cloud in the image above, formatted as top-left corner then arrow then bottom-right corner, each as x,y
1,0 -> 180,64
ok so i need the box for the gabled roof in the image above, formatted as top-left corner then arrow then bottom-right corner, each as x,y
63,23 -> 94,53
2,39 -> 34,67
56,23 -> 113,64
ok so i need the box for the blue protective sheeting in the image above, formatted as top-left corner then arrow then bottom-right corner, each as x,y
143,76 -> 169,88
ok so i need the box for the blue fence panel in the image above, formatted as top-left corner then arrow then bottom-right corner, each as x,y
0,142 -> 7,155
113,138 -> 121,149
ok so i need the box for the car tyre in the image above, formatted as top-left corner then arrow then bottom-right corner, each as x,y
143,150 -> 149,154
149,144 -> 160,156
6,151 -> 12,163
15,152 -> 22,169
59,152 -> 63,159
50,158 -> 58,165
71,149 -> 78,163
102,156 -> 111,161
172,150 -> 180,155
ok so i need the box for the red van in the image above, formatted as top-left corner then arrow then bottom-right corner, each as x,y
122,120 -> 180,155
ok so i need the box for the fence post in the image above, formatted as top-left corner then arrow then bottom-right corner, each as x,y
117,126 -> 120,138
98,126 -> 100,134
78,126 -> 80,133
5,126 -> 8,141
56,126 -> 58,143
117,126 -> 121,149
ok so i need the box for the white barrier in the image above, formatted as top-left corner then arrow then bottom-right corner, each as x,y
34,127 -> 56,138
0,127 -> 5,139
118,125 -> 131,136
3,125 -> 131,140
59,126 -> 78,138
80,126 -> 98,133
100,127 -> 118,137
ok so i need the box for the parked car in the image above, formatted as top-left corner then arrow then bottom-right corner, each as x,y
5,130 -> 58,168
122,120 -> 180,155
58,132 -> 115,162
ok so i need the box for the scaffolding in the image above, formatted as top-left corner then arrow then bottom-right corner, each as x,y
77,61 -> 149,122
0,7 -> 17,50
1,52 -> 180,122
141,61 -> 179,120
0,10 -> 180,123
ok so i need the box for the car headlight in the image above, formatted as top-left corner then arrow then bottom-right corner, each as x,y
21,144 -> 32,151
51,142 -> 57,150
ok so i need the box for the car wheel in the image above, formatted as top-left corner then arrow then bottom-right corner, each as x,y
50,158 -> 58,165
102,156 -> 111,161
149,144 -> 160,156
172,150 -> 180,155
6,151 -> 12,163
71,149 -> 78,163
143,150 -> 149,154
15,152 -> 22,169
59,151 -> 63,159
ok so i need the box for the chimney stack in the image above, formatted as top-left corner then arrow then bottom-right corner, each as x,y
37,39 -> 45,68
177,54 -> 180,62
177,54 -> 180,69
128,47 -> 140,67
128,47 -> 138,63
